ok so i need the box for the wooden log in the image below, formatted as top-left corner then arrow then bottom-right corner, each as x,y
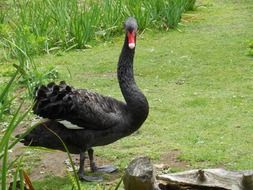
157,168 -> 253,190
123,156 -> 253,190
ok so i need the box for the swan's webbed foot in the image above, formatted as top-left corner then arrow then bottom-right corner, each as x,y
78,151 -> 103,182
91,164 -> 117,173
78,171 -> 103,182
88,148 -> 117,173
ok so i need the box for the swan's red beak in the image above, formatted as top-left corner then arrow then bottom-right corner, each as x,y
127,31 -> 135,49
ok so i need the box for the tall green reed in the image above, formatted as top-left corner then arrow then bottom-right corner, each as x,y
0,42 -> 72,190
69,2 -> 100,49
0,10 -> 6,25
1,0 -> 196,56
124,0 -> 151,30
0,1 -> 8,24
0,71 -> 17,120
162,0 -> 186,29
184,0 -> 196,11
0,63 -> 31,190
98,0 -> 123,39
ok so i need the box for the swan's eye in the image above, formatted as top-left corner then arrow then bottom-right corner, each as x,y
127,31 -> 135,49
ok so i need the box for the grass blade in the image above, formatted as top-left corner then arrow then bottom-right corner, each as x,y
8,155 -> 24,190
0,70 -> 18,104
19,169 -> 25,190
44,125 -> 81,190
1,143 -> 9,190
11,163 -> 19,190
0,102 -> 24,153
114,177 -> 123,190
7,153 -> 23,171
0,103 -> 31,159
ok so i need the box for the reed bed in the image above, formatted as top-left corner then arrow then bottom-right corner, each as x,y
0,0 -> 196,56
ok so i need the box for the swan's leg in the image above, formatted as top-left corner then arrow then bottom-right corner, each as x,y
77,151 -> 103,182
88,148 -> 117,173
78,152 -> 85,175
87,148 -> 97,172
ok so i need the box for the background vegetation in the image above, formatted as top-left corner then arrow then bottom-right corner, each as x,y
1,0 -> 253,189
0,0 -> 195,56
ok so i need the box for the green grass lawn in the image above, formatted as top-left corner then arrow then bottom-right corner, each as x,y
1,0 -> 253,189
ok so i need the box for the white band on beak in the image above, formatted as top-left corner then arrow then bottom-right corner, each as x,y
128,43 -> 135,49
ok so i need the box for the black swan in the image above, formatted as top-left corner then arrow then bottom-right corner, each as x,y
19,17 -> 149,181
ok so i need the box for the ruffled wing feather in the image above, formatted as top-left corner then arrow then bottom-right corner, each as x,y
33,81 -> 127,130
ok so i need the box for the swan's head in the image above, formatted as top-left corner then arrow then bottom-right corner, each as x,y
124,17 -> 138,49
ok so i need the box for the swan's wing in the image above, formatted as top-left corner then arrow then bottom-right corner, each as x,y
33,81 -> 127,130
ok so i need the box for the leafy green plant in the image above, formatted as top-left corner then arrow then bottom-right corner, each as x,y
0,32 -> 58,189
0,77 -> 31,190
0,43 -> 32,188
1,36 -> 58,97
19,65 -> 58,97
247,40 -> 253,56
0,51 -> 61,190
12,25 -> 46,57
184,0 -> 196,11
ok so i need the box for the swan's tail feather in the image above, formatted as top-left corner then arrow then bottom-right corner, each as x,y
33,81 -> 74,119
17,120 -> 80,154
17,120 -> 60,147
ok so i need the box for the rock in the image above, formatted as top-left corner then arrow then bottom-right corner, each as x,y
123,156 -> 158,190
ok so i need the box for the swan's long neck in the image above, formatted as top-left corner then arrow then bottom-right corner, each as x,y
117,35 -> 149,128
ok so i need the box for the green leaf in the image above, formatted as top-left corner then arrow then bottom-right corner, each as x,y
19,169 -> 25,190
1,143 -> 8,190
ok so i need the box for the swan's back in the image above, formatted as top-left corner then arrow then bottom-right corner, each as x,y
34,81 -> 129,130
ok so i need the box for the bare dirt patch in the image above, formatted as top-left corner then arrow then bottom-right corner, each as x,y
10,143 -> 118,181
154,149 -> 191,172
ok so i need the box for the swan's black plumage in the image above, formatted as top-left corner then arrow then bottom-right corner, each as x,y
33,81 -> 125,130
19,17 -> 149,181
